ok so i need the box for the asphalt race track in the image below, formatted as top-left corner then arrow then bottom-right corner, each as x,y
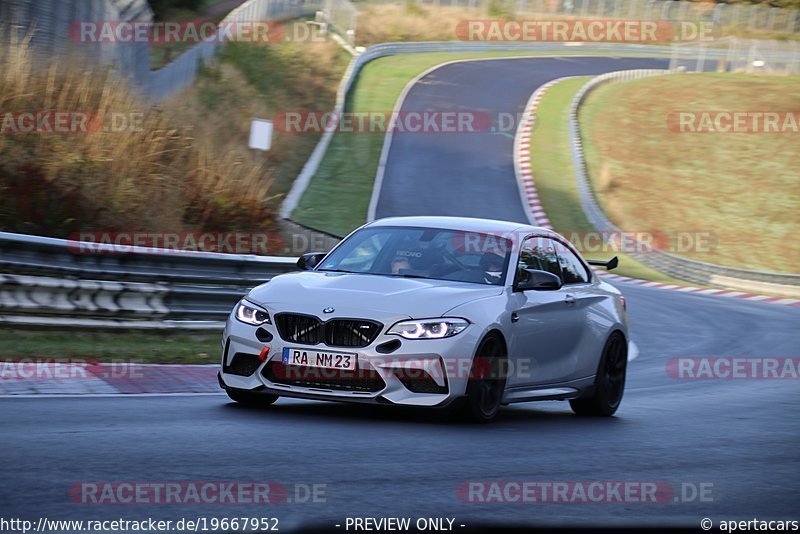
2,57 -> 799,532
373,57 -> 670,222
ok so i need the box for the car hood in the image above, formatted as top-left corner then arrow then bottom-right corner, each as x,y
247,271 -> 504,320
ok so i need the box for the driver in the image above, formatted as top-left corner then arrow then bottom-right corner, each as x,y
391,256 -> 412,274
480,252 -> 505,284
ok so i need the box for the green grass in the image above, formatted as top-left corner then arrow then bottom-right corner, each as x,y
290,50 -> 654,237
0,330 -> 221,364
527,77 -> 688,285
579,73 -> 800,274
183,38 -> 350,200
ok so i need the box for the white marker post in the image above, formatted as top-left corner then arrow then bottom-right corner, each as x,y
249,118 -> 273,152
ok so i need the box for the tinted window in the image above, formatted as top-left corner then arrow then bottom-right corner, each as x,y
518,236 -> 561,279
554,240 -> 590,284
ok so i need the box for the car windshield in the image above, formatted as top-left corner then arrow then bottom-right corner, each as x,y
317,226 -> 513,286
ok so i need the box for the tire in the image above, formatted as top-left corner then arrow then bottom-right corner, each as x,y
225,388 -> 279,407
570,331 -> 627,417
462,334 -> 508,423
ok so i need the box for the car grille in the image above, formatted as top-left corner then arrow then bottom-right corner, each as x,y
275,314 -> 383,348
263,361 -> 386,393
275,314 -> 324,344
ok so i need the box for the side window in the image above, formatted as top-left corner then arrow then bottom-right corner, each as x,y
554,240 -> 590,284
518,237 -> 561,279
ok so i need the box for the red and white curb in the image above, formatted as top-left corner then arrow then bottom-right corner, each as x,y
513,78 -> 800,308
0,363 -> 222,396
597,272 -> 800,306
513,77 -> 576,230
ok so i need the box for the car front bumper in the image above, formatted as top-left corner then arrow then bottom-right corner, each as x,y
219,314 -> 483,407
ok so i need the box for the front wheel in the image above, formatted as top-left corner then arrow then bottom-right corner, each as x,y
226,388 -> 279,407
570,331 -> 627,416
462,335 -> 508,423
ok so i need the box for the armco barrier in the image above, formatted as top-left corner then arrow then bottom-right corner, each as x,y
567,70 -> 800,296
0,232 -> 298,330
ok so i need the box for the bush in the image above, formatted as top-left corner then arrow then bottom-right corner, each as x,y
0,40 -> 274,236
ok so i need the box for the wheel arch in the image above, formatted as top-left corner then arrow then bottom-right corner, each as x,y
473,328 -> 508,359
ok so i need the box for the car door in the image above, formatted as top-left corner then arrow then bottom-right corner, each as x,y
551,238 -> 599,379
507,236 -> 587,386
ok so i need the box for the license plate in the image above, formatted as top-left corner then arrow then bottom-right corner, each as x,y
282,347 -> 357,371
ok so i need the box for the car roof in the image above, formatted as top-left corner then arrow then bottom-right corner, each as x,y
367,216 -> 546,235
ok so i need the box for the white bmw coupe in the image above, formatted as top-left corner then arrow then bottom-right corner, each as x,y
219,216 -> 628,422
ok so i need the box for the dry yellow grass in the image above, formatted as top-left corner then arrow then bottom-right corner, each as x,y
172,35 -> 347,192
580,73 -> 800,273
356,4 -> 484,45
0,31 -> 347,240
0,37 -> 270,235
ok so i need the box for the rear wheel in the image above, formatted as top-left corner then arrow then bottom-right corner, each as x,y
570,332 -> 627,416
463,335 -> 507,423
226,388 -> 279,407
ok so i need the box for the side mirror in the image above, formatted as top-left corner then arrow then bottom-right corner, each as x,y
515,269 -> 562,291
297,252 -> 326,270
587,256 -> 618,270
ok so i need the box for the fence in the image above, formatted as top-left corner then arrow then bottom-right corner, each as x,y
0,0 -> 333,102
0,0 -> 153,83
355,0 -> 800,35
326,0 -> 359,46
3,0 -> 798,102
670,36 -> 800,74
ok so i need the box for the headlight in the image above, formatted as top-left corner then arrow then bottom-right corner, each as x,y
235,300 -> 271,326
387,318 -> 469,339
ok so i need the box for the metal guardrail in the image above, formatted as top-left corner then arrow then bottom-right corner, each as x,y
567,70 -> 800,296
0,232 -> 298,330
